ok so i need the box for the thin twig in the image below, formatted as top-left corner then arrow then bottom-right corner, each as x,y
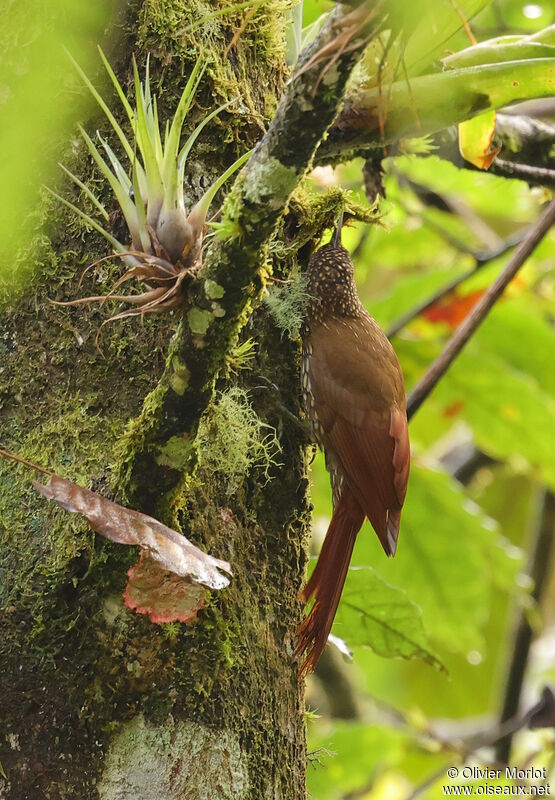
495,490 -> 555,764
406,199 -> 555,420
450,0 -> 477,45
408,700 -> 547,800
492,159 -> 555,189
224,4 -> 258,56
0,448 -> 52,476
386,229 -> 528,338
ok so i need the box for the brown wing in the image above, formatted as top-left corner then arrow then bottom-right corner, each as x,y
308,315 -> 410,556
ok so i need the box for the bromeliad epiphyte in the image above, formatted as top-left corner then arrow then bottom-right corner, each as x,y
49,50 -> 250,337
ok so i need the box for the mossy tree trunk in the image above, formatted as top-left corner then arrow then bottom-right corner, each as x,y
0,2 -> 313,798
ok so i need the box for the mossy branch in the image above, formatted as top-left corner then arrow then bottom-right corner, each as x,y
123,2 -> 387,503
318,59 -> 555,163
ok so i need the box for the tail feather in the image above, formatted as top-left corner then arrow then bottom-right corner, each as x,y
295,489 -> 364,676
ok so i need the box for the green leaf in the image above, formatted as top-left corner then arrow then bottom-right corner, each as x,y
176,99 -> 236,204
97,46 -> 147,198
58,163 -> 108,221
352,465 -> 522,653
131,58 -> 164,219
45,188 -> 125,253
67,49 -> 135,165
443,27 -> 555,69
97,133 -> 132,194
132,156 -> 150,254
476,297 -> 555,395
163,59 -> 205,183
411,346 -> 555,491
359,58 -> 555,141
333,566 -> 443,669
97,45 -> 135,125
307,722 -> 408,800
78,126 -> 140,246
187,150 -> 252,230
390,154 -> 541,221
403,0 -> 492,75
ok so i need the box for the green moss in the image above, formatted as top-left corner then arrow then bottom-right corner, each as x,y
289,182 -> 379,244
0,394 -> 122,608
113,376 -> 170,496
135,0 -> 289,144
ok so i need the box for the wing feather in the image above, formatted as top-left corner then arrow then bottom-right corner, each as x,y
307,316 -> 410,555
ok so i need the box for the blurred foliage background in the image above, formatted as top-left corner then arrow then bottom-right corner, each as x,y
0,0 -> 115,282
0,0 -> 553,797
301,2 -> 555,798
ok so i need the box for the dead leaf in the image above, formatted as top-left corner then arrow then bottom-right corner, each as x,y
123,551 -> 207,624
423,289 -> 485,329
33,474 -> 231,590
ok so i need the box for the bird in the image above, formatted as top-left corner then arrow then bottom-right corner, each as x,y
296,217 -> 410,676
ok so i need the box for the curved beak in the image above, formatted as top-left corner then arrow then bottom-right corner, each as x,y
332,211 -> 344,247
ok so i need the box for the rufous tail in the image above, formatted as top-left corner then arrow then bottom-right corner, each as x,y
295,488 -> 364,677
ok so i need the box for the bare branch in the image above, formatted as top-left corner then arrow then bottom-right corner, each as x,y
408,691 -> 553,800
0,447 -> 52,476
490,159 -> 555,189
431,113 -> 555,186
406,199 -> 555,420
495,490 -> 555,763
317,110 -> 555,182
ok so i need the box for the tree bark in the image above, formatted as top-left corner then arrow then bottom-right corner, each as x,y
0,2 -> 312,798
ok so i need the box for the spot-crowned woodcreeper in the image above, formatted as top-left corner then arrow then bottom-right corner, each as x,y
296,221 -> 410,676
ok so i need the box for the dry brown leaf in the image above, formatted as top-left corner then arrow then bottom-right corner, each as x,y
33,475 -> 231,591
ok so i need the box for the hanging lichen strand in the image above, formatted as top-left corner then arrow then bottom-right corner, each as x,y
48,49 -> 250,327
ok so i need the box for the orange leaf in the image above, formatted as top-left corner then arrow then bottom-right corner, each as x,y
423,289 -> 484,329
443,400 -> 465,419
123,552 -> 207,624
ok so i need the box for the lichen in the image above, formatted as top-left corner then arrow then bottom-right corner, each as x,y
204,279 -> 225,300
264,268 -> 311,340
243,155 -> 298,210
98,715 -> 249,800
155,433 -> 194,470
196,387 -> 282,491
225,337 -> 257,375
169,355 -> 191,396
188,307 -> 214,335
